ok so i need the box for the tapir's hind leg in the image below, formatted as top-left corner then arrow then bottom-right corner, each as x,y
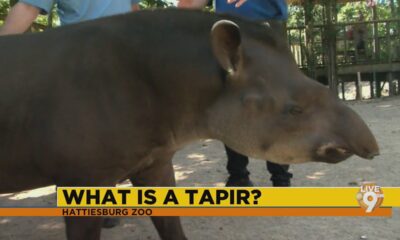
130,153 -> 187,240
65,217 -> 102,240
150,216 -> 187,240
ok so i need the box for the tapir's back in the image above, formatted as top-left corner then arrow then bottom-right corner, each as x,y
0,9 -> 284,193
0,9 -> 222,193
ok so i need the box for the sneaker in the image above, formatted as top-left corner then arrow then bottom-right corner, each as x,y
270,171 -> 293,187
272,179 -> 291,187
226,176 -> 254,187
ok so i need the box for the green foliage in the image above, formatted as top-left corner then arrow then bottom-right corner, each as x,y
288,6 -> 305,27
288,1 -> 398,27
0,0 -> 10,26
140,0 -> 173,8
337,2 -> 368,22
0,0 -> 10,15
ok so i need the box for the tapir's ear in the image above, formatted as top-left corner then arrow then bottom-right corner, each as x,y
211,20 -> 242,75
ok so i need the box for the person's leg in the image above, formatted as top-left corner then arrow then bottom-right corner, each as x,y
357,40 -> 366,56
225,145 -> 253,186
263,20 -> 293,187
266,161 -> 293,187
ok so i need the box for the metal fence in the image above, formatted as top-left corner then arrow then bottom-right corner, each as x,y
288,19 -> 400,66
287,19 -> 400,100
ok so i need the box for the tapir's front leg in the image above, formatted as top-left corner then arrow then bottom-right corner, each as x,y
130,153 -> 187,240
64,216 -> 102,240
60,179 -> 116,240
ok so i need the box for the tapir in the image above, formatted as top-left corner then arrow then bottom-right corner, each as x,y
0,9 -> 379,240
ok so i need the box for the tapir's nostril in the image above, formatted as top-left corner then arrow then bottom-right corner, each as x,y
327,147 -> 351,155
326,147 -> 351,157
317,144 -> 341,155
316,143 -> 353,160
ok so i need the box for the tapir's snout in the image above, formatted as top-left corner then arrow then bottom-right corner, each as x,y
349,135 -> 380,160
362,150 -> 380,160
314,103 -> 379,163
352,136 -> 380,160
342,106 -> 380,160
315,140 -> 379,164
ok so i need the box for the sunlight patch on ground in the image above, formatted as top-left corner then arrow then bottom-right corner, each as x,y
187,153 -> 207,161
117,180 -> 133,187
212,182 -> 226,187
376,104 -> 392,108
306,171 -> 326,180
190,182 -> 225,187
173,164 -> 183,171
175,170 -> 194,181
174,164 -> 194,181
122,223 -> 136,228
8,186 -> 56,200
0,219 -> 10,224
0,193 -> 13,197
37,222 -> 64,230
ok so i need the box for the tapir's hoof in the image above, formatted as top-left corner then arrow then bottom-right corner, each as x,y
102,217 -> 121,228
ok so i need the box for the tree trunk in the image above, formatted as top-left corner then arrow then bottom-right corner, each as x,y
324,0 -> 338,97
304,0 -> 316,79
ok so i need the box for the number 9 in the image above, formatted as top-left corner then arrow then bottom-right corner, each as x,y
363,191 -> 378,213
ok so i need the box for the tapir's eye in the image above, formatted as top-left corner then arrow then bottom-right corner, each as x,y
288,105 -> 303,115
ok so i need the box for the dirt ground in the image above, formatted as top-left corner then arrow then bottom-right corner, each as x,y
1,97 -> 400,240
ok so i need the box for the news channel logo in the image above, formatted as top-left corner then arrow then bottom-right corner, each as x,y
356,182 -> 384,213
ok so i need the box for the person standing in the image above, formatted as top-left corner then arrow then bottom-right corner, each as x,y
0,0 -> 140,35
179,0 -> 293,187
353,11 -> 367,59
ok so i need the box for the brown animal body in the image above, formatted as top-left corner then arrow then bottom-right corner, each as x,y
0,9 -> 378,240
